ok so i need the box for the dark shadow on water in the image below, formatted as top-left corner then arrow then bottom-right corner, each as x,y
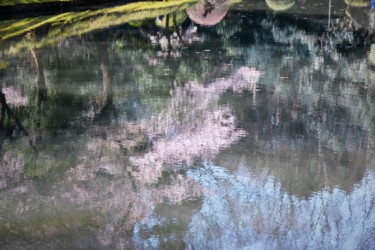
0,90 -> 27,136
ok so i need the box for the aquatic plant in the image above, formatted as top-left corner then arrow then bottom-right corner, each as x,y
265,0 -> 295,11
155,10 -> 187,28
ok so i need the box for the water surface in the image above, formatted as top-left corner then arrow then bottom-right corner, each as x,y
0,0 -> 375,249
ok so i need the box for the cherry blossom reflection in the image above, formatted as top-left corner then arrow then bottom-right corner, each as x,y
131,67 -> 262,183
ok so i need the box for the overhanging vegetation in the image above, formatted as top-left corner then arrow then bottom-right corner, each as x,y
0,0 -> 197,54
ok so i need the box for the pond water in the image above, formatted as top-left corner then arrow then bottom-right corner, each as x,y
1,0 -> 375,249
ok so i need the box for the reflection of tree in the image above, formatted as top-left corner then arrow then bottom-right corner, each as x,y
0,24 -> 264,246
0,90 -> 27,134
0,90 -> 27,190
30,47 -> 47,109
0,26 -> 217,248
215,133 -> 371,197
93,41 -> 117,123
131,67 -> 261,183
1,9 -> 375,249
180,163 -> 375,249
211,12 -> 375,197
1,45 -> 90,182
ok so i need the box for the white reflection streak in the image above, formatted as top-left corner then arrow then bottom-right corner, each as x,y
131,67 -> 262,183
183,165 -> 375,249
2,87 -> 28,107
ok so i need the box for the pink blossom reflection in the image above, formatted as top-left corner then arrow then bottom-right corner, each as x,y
131,67 -> 262,183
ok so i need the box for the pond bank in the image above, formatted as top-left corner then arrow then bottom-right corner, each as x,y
0,0 -> 137,20
1,0 -> 370,22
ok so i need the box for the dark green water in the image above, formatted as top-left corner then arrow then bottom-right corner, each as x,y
0,0 -> 375,249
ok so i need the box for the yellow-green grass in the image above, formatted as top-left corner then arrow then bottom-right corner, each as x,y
345,0 -> 369,7
265,0 -> 295,11
0,15 -> 62,38
1,0 -> 197,40
1,0 -> 198,55
0,0 -> 70,7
